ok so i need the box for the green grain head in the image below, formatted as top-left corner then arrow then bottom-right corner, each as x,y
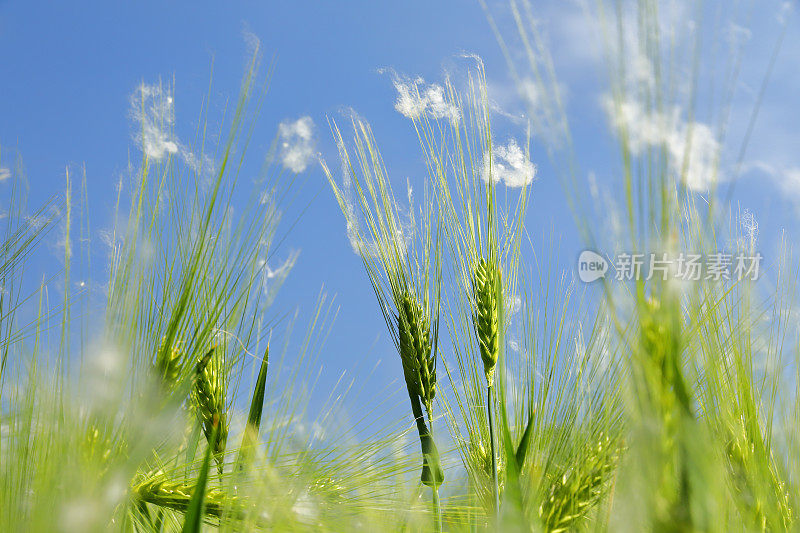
192,347 -> 228,471
539,432 -> 619,532
155,336 -> 183,390
398,291 -> 436,412
134,474 -> 233,518
472,256 -> 501,387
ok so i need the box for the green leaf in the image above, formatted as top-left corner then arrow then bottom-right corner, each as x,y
246,345 -> 270,431
500,401 -> 526,527
181,424 -> 217,533
515,409 -> 535,470
235,345 -> 270,473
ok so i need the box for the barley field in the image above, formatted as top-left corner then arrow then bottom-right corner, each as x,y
1,0 -> 798,531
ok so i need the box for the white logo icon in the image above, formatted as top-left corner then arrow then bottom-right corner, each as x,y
577,250 -> 608,282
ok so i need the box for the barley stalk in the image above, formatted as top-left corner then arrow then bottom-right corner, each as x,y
724,409 -> 793,529
398,290 -> 443,530
637,294 -> 696,527
471,254 -> 502,519
323,119 -> 444,531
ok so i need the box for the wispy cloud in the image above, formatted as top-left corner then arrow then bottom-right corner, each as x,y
0,167 -> 10,182
130,83 -> 179,160
504,294 -> 522,318
129,82 -> 214,175
778,1 -> 794,24
603,97 -> 720,191
727,22 -> 752,48
335,147 -> 403,258
319,133 -> 413,258
259,249 -> 300,307
278,116 -> 316,173
744,161 -> 800,200
782,168 -> 800,196
482,138 -> 537,188
386,72 -> 460,125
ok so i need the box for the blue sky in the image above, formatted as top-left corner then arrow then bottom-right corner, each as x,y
1,1 -> 798,415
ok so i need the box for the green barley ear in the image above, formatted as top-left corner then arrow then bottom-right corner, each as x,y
398,291 -> 443,489
192,347 -> 228,473
134,474 -> 232,519
538,432 -> 620,532
398,291 -> 443,488
325,117 -> 445,526
82,421 -> 124,471
155,336 -> 183,390
398,292 -> 436,413
472,256 -> 501,387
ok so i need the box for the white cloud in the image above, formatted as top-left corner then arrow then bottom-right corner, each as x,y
278,116 -> 316,173
321,148 -> 377,257
778,1 -> 793,24
393,77 -> 427,118
518,79 -> 541,112
783,168 -> 800,195
390,75 -> 460,125
482,139 -> 537,188
727,23 -> 752,48
504,294 -> 522,317
603,97 -> 721,190
484,77 -> 571,147
130,83 -> 178,160
673,122 -> 720,190
750,162 -> 800,199
340,183 -> 411,259
319,143 -> 413,259
129,83 -> 214,176
259,249 -> 300,307
629,53 -> 655,88
264,250 -> 299,280
180,150 -> 214,176
0,167 -> 10,181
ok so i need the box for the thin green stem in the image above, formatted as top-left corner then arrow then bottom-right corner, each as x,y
408,387 -> 443,487
432,483 -> 442,533
408,387 -> 443,531
427,404 -> 443,533
487,384 -> 499,523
